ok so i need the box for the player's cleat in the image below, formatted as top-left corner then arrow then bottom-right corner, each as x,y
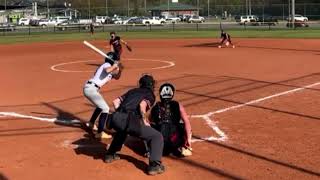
95,131 -> 112,139
86,122 -> 98,131
104,153 -> 121,163
147,161 -> 165,175
180,147 -> 193,157
218,46 -> 221,48
232,45 -> 235,48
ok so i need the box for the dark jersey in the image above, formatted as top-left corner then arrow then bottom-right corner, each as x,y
109,36 -> 122,53
118,88 -> 155,116
221,33 -> 231,40
151,100 -> 181,125
150,100 -> 185,148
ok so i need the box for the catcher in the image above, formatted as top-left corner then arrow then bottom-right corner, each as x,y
109,31 -> 132,61
218,30 -> 235,48
150,83 -> 192,157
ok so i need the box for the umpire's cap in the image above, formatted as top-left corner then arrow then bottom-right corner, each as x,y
139,74 -> 155,90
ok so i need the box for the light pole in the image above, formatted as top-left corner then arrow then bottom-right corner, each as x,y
88,0 -> 91,19
291,0 -> 295,28
106,0 -> 108,16
197,0 -> 199,16
167,0 -> 169,18
127,0 -> 129,17
5,0 -> 6,11
207,0 -> 210,17
249,0 -> 251,15
47,0 -> 49,18
144,0 -> 147,14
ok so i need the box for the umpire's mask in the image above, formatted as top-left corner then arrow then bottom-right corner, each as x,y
159,83 -> 175,103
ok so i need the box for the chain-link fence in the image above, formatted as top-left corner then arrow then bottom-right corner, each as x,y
1,21 -> 319,37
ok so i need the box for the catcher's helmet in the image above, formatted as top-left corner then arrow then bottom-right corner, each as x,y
159,83 -> 175,102
139,74 -> 155,90
105,52 -> 117,65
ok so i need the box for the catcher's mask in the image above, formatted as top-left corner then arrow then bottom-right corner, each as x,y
139,74 -> 155,91
105,52 -> 117,65
159,83 -> 175,102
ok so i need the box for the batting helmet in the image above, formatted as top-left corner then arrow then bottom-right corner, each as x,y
105,52 -> 117,65
139,74 -> 155,90
159,83 -> 175,102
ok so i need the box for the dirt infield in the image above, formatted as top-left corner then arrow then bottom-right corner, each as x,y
0,38 -> 319,180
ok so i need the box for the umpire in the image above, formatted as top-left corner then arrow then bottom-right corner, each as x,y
104,74 -> 165,175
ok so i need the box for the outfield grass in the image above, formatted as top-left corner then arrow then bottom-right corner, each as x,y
0,29 -> 319,44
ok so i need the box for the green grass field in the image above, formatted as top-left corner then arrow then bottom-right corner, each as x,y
0,29 -> 320,44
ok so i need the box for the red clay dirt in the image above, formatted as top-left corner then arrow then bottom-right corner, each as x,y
0,38 -> 319,180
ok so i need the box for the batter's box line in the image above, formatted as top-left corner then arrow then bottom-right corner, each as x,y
0,111 -> 224,143
190,115 -> 227,143
190,81 -> 320,143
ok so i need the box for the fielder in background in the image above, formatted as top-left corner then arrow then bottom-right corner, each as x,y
83,52 -> 123,139
104,75 -> 165,176
218,30 -> 235,48
109,31 -> 132,61
150,83 -> 193,157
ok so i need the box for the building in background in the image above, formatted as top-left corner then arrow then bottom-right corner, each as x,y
150,2 -> 199,18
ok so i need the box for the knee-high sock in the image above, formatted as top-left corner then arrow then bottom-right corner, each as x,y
97,113 -> 108,133
89,108 -> 102,124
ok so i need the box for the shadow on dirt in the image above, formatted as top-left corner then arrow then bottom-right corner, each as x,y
193,135 -> 320,178
86,63 -> 100,67
168,155 -> 246,180
184,42 -> 220,48
239,45 -> 320,53
72,136 -> 148,174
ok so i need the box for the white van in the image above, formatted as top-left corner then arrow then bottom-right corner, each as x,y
238,15 -> 258,24
18,18 -> 30,26
95,16 -> 108,24
53,16 -> 71,24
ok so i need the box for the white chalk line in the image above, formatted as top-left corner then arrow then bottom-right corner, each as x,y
1,81 -> 319,145
50,58 -> 175,73
189,81 -> 320,143
0,112 -> 81,125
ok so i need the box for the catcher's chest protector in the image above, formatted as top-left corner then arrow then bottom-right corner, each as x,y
156,101 -> 181,124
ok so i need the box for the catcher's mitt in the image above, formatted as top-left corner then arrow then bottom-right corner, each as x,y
113,62 -> 124,80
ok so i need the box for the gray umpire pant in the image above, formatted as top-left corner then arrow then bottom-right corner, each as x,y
83,83 -> 110,113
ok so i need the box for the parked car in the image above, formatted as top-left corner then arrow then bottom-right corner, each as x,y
127,17 -> 146,25
236,15 -> 258,24
18,18 -> 30,26
39,19 -> 58,27
286,20 -> 309,28
0,23 -> 16,31
166,16 -> 181,23
188,16 -> 205,23
56,19 -> 91,31
114,17 -> 129,24
254,15 -> 278,26
142,17 -> 166,25
95,16 -> 109,24
29,19 -> 40,26
104,17 -> 114,24
287,14 -> 308,22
